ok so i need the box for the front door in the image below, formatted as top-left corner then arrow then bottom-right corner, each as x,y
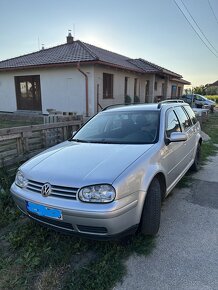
15,75 -> 42,111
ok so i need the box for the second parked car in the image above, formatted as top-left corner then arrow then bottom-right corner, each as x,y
182,94 -> 216,112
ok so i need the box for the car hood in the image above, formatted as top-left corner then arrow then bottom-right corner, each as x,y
21,141 -> 154,188
205,99 -> 215,105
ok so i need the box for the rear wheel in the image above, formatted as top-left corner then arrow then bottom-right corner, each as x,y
140,178 -> 161,236
190,143 -> 201,172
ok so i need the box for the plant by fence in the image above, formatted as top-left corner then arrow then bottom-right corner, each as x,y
0,120 -> 83,170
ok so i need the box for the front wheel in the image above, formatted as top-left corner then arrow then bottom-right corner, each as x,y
190,143 -> 201,172
140,178 -> 161,236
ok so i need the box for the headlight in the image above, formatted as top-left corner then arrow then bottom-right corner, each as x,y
78,184 -> 116,203
15,170 -> 28,188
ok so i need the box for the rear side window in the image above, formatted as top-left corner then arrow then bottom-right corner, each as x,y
174,106 -> 192,131
184,106 -> 197,124
166,110 -> 181,138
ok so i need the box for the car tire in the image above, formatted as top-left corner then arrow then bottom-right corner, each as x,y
140,178 -> 161,236
190,143 -> 201,172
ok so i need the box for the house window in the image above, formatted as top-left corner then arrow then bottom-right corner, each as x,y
154,81 -> 157,91
124,77 -> 128,96
171,85 -> 177,98
145,80 -> 150,96
178,86 -> 182,97
134,78 -> 138,97
103,73 -> 113,99
162,83 -> 165,96
15,75 -> 42,111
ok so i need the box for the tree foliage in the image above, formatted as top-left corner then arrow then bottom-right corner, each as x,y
206,86 -> 218,95
193,85 -> 207,95
191,84 -> 218,96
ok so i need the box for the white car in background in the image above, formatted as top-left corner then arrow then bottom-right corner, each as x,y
182,94 -> 216,112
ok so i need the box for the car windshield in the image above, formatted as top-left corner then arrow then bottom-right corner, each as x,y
72,110 -> 160,144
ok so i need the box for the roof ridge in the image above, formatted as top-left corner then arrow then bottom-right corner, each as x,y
78,41 -> 99,60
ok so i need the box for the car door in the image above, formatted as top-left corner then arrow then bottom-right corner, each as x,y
174,106 -> 195,167
162,108 -> 184,188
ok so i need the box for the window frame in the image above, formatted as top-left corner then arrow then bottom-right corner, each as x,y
103,73 -> 113,99
124,77 -> 128,97
14,75 -> 42,111
165,109 -> 182,139
174,106 -> 192,132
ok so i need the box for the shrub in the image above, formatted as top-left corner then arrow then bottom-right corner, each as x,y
206,95 -> 218,104
134,95 -> 140,104
124,95 -> 132,104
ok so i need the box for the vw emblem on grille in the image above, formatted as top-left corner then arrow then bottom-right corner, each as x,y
41,183 -> 52,197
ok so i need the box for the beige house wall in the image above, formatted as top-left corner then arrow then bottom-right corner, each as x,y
154,76 -> 184,100
93,65 -> 155,113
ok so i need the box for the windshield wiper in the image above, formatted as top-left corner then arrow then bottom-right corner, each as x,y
70,138 -> 89,143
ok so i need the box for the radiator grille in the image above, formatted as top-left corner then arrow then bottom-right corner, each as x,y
26,179 -> 78,200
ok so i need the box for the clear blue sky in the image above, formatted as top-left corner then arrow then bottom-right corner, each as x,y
0,0 -> 218,87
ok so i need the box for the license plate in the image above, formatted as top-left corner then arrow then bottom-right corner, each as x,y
26,201 -> 62,220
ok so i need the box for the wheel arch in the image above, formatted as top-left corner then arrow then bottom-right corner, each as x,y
154,172 -> 167,201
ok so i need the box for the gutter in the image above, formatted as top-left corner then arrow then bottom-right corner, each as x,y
77,62 -> 89,117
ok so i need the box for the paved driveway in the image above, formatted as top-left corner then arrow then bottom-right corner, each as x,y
115,155 -> 218,290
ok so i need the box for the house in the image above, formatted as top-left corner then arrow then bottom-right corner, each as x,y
206,80 -> 218,95
0,33 -> 190,116
208,80 -> 218,87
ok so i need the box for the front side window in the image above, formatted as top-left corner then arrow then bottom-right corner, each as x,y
166,110 -> 181,138
15,75 -> 42,111
183,106 -> 197,124
73,110 -> 160,144
174,106 -> 192,131
103,73 -> 113,99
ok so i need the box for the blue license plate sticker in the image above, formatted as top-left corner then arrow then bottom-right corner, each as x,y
26,201 -> 62,220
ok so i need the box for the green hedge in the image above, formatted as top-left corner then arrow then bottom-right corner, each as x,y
206,95 -> 218,104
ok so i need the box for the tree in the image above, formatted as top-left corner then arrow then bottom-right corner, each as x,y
193,85 -> 207,95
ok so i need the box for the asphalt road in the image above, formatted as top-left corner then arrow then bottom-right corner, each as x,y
115,155 -> 218,290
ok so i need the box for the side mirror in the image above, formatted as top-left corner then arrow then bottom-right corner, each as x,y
168,132 -> 187,143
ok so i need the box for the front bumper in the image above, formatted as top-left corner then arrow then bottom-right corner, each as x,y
11,183 -> 144,239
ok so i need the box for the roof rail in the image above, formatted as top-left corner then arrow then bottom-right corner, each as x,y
102,103 -> 140,111
157,99 -> 184,109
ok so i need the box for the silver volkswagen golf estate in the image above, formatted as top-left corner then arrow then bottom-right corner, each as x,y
11,102 -> 202,239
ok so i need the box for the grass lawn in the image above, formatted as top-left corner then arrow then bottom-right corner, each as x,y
201,111 -> 218,160
0,177 -> 155,289
0,111 -> 217,290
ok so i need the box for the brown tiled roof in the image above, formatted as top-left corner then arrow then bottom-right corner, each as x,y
0,40 -> 182,78
171,78 -> 191,85
0,42 -> 95,69
208,80 -> 218,86
130,59 -> 182,77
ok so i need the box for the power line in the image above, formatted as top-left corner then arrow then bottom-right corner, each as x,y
208,0 -> 218,26
173,0 -> 218,58
181,0 -> 218,53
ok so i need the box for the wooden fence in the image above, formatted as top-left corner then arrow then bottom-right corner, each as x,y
0,120 -> 83,170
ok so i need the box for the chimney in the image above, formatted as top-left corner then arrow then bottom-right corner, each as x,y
41,44 -> 45,50
67,30 -> 74,44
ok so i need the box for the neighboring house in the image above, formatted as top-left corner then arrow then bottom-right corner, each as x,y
208,80 -> 218,87
0,33 -> 190,116
206,80 -> 218,95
